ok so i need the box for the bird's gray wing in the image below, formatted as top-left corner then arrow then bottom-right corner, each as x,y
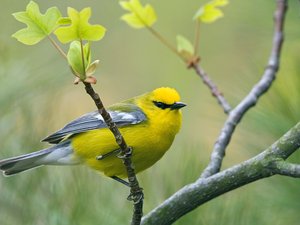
42,103 -> 147,144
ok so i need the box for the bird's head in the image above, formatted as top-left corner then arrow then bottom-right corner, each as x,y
135,87 -> 186,134
150,87 -> 186,111
136,87 -> 186,118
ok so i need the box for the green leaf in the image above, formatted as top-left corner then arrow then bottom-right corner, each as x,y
194,0 -> 229,24
12,1 -> 61,45
67,41 -> 91,79
54,7 -> 106,43
176,35 -> 195,62
119,0 -> 157,29
86,60 -> 100,77
176,35 -> 194,55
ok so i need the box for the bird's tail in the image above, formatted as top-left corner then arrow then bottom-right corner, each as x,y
0,141 -> 80,176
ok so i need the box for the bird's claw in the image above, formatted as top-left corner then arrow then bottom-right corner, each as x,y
117,146 -> 133,159
127,188 -> 144,204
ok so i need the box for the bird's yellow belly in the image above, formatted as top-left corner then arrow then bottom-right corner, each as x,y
71,124 -> 175,178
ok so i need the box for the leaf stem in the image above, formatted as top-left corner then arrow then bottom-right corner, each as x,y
146,27 -> 184,61
144,25 -> 232,114
80,39 -> 87,79
193,21 -> 200,56
47,36 -> 67,60
125,3 -> 182,62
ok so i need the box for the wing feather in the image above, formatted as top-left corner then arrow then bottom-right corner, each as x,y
42,104 -> 146,144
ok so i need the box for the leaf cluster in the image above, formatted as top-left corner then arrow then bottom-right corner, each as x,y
13,0 -> 229,81
12,1 -> 106,84
119,0 -> 229,65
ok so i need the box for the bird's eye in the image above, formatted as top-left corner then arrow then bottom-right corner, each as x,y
153,101 -> 170,109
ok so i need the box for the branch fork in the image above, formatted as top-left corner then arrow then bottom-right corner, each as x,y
142,1 -> 290,224
200,0 -> 287,178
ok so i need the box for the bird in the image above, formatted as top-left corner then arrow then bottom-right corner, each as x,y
0,87 -> 186,184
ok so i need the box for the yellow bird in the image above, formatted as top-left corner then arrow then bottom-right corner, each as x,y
0,87 -> 185,184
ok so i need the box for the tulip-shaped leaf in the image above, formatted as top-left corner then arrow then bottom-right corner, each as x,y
54,7 -> 106,43
194,0 -> 229,23
119,0 -> 157,29
12,1 -> 61,45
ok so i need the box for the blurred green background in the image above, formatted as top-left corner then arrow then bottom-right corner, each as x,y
0,0 -> 300,224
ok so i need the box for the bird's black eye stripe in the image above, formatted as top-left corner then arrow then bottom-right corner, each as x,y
153,101 -> 171,109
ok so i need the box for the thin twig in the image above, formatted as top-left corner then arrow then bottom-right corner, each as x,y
200,0 -> 288,178
190,12 -> 232,113
80,40 -> 143,225
142,120 -> 300,225
48,37 -> 144,225
192,64 -> 231,113
146,23 -> 232,114
146,26 -> 232,113
127,4 -> 230,113
84,83 -> 144,225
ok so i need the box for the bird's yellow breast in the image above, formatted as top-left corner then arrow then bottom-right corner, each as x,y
71,109 -> 182,178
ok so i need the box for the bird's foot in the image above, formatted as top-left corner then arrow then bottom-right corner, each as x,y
127,187 -> 144,204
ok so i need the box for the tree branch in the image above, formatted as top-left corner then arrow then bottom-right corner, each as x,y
272,160 -> 300,178
191,64 -> 232,113
142,121 -> 300,225
200,0 -> 288,178
83,83 -> 143,225
141,24 -> 232,114
141,1 -> 289,224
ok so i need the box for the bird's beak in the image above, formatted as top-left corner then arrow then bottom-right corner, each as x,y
170,102 -> 187,110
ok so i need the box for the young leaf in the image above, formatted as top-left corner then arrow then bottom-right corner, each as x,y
194,0 -> 229,23
176,35 -> 194,55
12,1 -> 61,45
54,7 -> 106,43
176,35 -> 195,62
119,0 -> 157,29
86,60 -> 100,77
67,41 -> 91,80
